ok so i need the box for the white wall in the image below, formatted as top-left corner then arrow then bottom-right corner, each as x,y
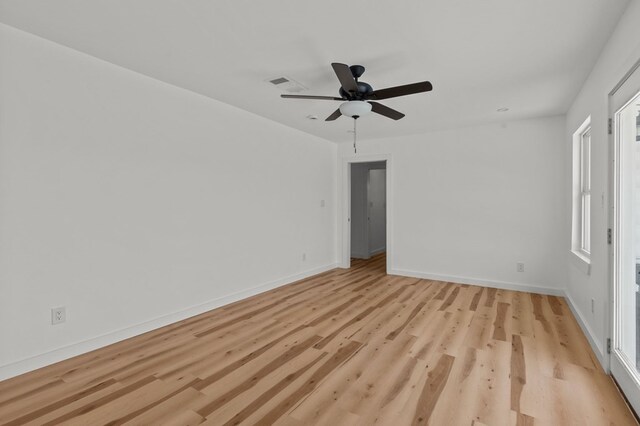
565,0 -> 640,366
0,24 -> 337,379
339,116 -> 568,294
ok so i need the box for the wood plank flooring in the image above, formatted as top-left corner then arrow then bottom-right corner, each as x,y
0,253 -> 637,425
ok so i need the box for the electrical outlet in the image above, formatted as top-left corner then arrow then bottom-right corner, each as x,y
302,253 -> 306,261
516,262 -> 525,273
51,307 -> 66,325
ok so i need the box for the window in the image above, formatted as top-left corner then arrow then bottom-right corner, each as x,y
579,128 -> 591,254
572,117 -> 591,266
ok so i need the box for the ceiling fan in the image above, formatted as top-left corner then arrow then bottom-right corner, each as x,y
281,63 -> 433,121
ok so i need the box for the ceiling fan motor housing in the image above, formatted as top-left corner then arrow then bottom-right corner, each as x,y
339,82 -> 373,100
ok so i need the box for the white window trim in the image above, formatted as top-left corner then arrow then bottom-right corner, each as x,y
579,127 -> 591,255
571,116 -> 592,274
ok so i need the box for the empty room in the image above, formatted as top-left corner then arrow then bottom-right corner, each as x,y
2,0 -> 640,424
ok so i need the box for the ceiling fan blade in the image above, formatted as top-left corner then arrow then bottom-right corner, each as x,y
369,101 -> 405,120
281,94 -> 343,100
331,63 -> 358,94
325,109 -> 342,121
368,81 -> 433,100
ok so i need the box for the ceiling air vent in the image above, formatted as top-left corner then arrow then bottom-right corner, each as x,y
267,76 -> 307,93
269,77 -> 289,85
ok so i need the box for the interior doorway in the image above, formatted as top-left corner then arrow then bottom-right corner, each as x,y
340,155 -> 392,272
350,161 -> 387,260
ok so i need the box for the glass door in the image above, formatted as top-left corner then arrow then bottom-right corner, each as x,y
611,62 -> 640,413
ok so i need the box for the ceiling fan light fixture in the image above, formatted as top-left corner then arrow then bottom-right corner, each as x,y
339,101 -> 372,118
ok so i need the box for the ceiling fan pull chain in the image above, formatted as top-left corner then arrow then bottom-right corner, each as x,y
353,117 -> 357,154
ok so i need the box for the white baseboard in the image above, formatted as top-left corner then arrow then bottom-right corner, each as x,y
351,248 -> 385,259
351,252 -> 369,259
389,268 -> 565,296
563,290 -> 608,370
0,263 -> 338,381
2,263 -> 608,382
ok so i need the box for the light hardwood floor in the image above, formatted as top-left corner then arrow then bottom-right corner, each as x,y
0,254 -> 637,425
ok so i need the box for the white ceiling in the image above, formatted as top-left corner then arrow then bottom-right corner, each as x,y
0,0 -> 630,143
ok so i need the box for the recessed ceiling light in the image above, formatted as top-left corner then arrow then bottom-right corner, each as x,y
497,107 -> 510,112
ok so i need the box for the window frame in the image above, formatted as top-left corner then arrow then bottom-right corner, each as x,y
571,116 -> 592,271
579,127 -> 591,255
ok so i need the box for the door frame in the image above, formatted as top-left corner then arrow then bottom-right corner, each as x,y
339,154 -> 393,272
609,56 -> 640,414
